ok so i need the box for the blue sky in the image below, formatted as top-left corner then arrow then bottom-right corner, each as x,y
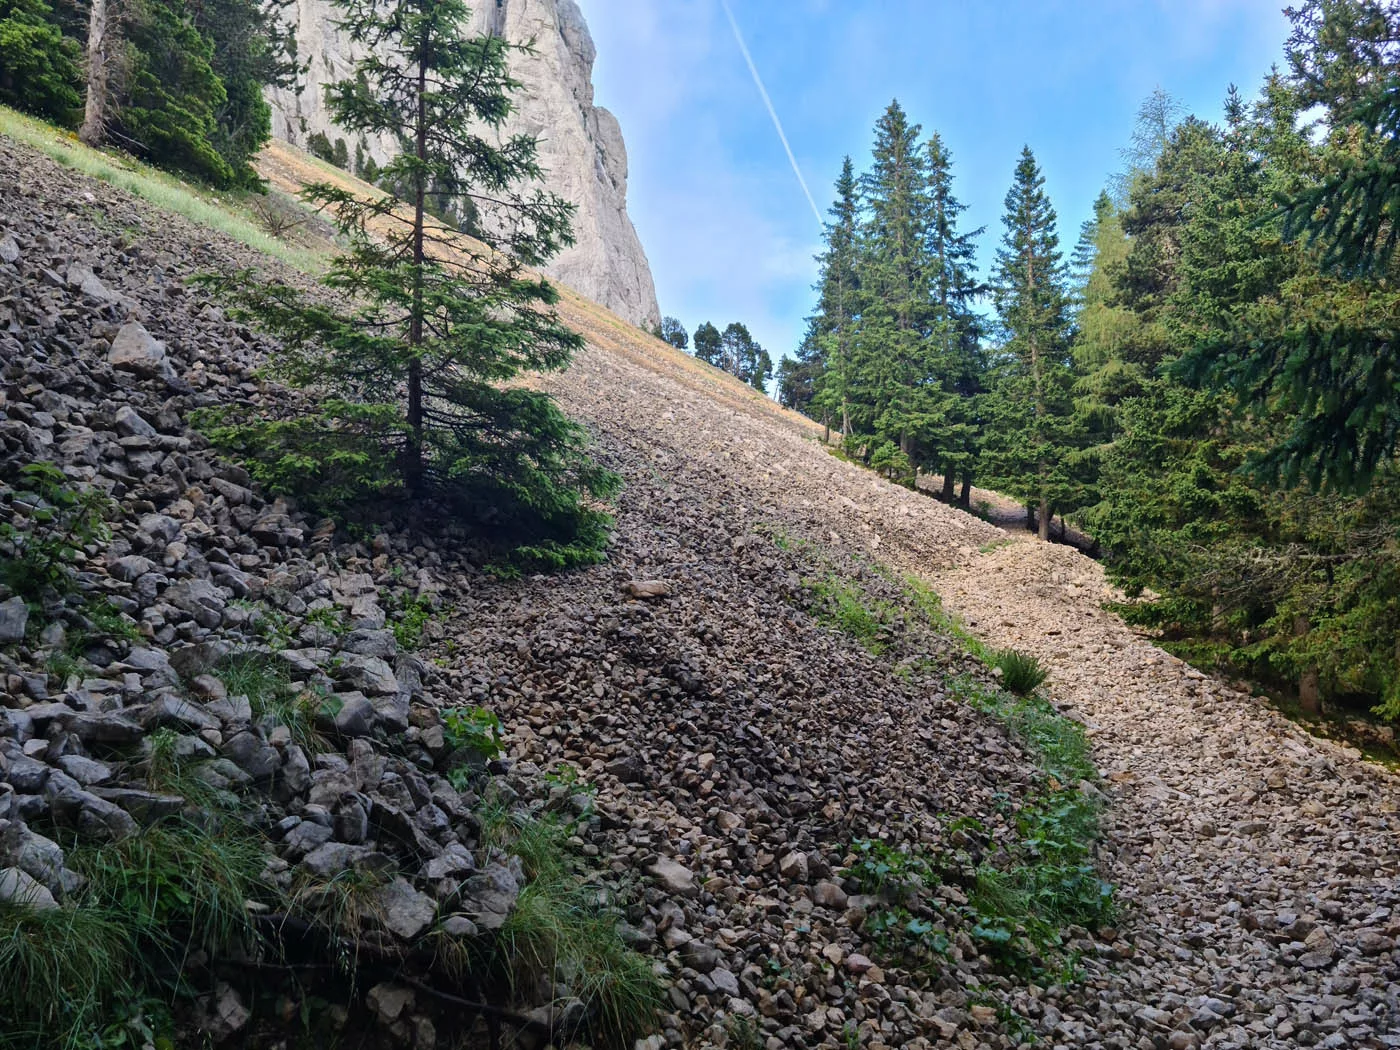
575,1 -> 1294,364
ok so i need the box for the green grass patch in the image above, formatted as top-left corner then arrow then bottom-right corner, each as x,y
0,105 -> 327,273
474,801 -> 663,1049
805,575 -> 895,654
214,651 -> 328,753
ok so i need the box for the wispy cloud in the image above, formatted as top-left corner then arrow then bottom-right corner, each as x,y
717,0 -> 824,229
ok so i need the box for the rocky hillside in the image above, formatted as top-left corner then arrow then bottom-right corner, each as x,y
266,0 -> 661,329
2,122 -> 1398,1050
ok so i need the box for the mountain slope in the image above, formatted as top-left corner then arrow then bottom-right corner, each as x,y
2,125 -> 1397,1050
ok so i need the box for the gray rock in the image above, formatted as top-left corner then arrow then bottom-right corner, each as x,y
0,233 -> 18,263
648,856 -> 698,897
376,877 -> 437,940
338,654 -> 398,697
138,513 -> 182,544
108,322 -> 174,380
0,597 -> 29,644
0,866 -> 57,910
282,820 -> 334,856
201,982 -> 251,1042
458,863 -> 520,931
113,406 -> 157,439
66,711 -> 144,745
366,983 -> 415,1025
144,696 -> 221,733
330,691 -> 375,737
58,754 -> 112,785
92,787 -> 185,824
342,629 -> 397,660
300,841 -> 391,878
169,641 -> 232,680
222,731 -> 280,780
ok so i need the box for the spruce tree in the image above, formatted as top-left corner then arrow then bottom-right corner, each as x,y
0,0 -> 81,124
810,156 -> 861,435
985,146 -> 1078,539
921,132 -> 985,501
852,100 -> 935,464
203,0 -> 616,569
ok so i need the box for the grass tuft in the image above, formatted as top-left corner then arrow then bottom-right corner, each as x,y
476,804 -> 663,1049
992,647 -> 1049,696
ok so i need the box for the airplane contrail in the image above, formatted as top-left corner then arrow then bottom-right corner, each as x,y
718,0 -> 824,229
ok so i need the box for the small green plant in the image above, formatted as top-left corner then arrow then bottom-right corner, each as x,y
83,598 -> 142,645
843,839 -> 938,902
993,648 -> 1049,695
723,1014 -> 764,1050
214,652 -> 328,752
806,576 -> 893,654
0,462 -> 112,604
303,605 -> 348,637
442,706 -> 503,760
386,590 -> 435,650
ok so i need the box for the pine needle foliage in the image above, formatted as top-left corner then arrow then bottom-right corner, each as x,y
202,0 -> 618,570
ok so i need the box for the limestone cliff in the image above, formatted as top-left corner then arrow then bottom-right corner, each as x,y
266,0 -> 660,329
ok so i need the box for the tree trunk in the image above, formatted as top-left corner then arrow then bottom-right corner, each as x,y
1038,497 -> 1050,541
958,476 -> 971,507
405,36 -> 429,496
1025,504 -> 1035,532
79,0 -> 111,147
1294,615 -> 1321,716
941,471 -> 955,502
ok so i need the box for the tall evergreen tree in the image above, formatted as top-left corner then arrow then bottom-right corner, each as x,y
810,155 -> 861,434
984,146 -> 1078,539
920,132 -> 985,501
203,0 -> 616,569
852,100 -> 935,461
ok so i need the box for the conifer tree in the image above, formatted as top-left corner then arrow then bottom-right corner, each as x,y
853,101 -> 933,455
692,321 -> 722,366
204,0 -> 616,569
984,146 -> 1078,539
810,156 -> 861,435
921,132 -> 985,501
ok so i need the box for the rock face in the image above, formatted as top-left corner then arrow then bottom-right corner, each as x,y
266,0 -> 660,329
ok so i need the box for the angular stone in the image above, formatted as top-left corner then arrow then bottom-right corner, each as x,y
58,754 -> 112,785
458,863 -> 520,931
647,856 -> 697,897
144,696 -> 221,733
338,654 -> 398,697
0,597 -> 28,644
108,322 -> 174,379
376,876 -> 436,939
624,579 -> 671,599
113,406 -> 157,439
0,866 -> 57,910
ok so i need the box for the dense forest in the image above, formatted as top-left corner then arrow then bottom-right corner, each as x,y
776,0 -> 1400,727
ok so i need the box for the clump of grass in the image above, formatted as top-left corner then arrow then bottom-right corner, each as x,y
73,817 -> 269,980
476,803 -> 663,1049
806,575 -> 893,654
992,647 -> 1049,696
0,899 -> 135,1049
214,651 -> 327,752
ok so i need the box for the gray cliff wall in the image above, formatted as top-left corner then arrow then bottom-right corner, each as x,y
266,0 -> 660,329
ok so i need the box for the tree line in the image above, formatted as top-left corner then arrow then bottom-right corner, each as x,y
0,0 -> 297,185
653,316 -> 774,391
782,0 -> 1400,725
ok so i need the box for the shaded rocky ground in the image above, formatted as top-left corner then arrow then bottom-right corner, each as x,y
2,129 -> 1398,1050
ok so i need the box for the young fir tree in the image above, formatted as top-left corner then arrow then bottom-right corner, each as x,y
984,146 -> 1078,539
810,155 -> 861,435
0,0 -> 82,124
204,0 -> 617,569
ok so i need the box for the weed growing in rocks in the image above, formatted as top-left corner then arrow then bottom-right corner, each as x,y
443,705 -> 504,760
805,575 -> 895,654
991,648 -> 1049,695
386,589 -> 436,650
0,462 -> 112,605
474,801 -> 664,1049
